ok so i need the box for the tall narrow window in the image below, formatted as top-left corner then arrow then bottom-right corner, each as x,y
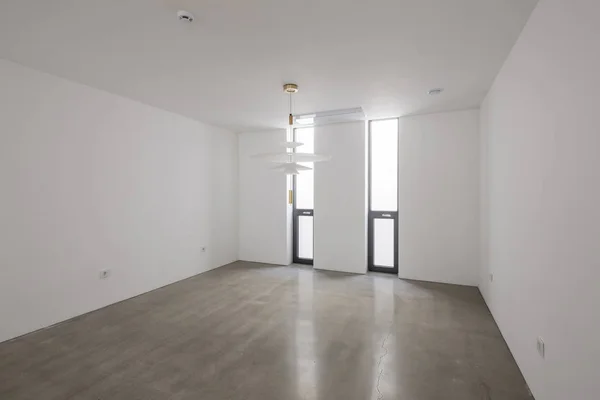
293,127 -> 314,264
368,119 -> 398,273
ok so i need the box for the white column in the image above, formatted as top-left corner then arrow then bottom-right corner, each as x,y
238,129 -> 292,265
313,121 -> 367,274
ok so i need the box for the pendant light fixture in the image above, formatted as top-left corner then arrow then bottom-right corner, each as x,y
250,83 -> 331,175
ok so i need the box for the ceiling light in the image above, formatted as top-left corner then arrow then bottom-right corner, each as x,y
250,83 -> 331,175
428,88 -> 444,95
251,152 -> 331,163
281,141 -> 305,149
283,83 -> 299,94
270,163 -> 313,174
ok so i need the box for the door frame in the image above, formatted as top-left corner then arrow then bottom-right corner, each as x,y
292,127 -> 314,265
367,119 -> 399,274
293,206 -> 314,265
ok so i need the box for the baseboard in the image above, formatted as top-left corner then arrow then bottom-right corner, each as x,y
477,286 -> 536,399
399,275 -> 478,287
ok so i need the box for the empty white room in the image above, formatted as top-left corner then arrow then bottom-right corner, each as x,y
0,1 -> 598,399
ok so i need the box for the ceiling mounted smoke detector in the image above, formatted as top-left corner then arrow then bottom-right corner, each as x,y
177,10 -> 194,23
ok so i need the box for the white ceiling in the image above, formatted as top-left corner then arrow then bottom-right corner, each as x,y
0,0 -> 537,132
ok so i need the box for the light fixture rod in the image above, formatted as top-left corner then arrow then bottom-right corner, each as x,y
284,83 -> 298,126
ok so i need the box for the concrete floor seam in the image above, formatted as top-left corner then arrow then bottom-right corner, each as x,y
376,323 -> 394,400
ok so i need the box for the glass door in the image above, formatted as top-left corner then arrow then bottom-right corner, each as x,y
293,127 -> 315,265
368,119 -> 399,273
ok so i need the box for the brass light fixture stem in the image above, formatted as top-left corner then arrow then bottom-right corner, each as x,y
283,83 -> 298,126
289,93 -> 293,126
282,83 -> 299,203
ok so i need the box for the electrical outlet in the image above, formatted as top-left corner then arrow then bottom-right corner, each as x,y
99,269 -> 111,280
537,337 -> 545,358
489,273 -> 494,282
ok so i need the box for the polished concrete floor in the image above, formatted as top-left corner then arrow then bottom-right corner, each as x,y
0,261 -> 531,400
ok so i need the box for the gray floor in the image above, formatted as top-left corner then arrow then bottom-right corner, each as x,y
0,261 -> 531,400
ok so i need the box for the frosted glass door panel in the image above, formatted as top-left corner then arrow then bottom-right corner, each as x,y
298,216 -> 314,260
373,218 -> 395,267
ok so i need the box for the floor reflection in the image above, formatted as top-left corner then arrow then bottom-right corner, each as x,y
371,275 -> 397,399
0,262 -> 532,400
295,268 -> 317,399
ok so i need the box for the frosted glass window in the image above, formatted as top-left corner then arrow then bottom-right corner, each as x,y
374,219 -> 395,267
295,127 -> 314,154
295,128 -> 314,210
370,119 -> 398,211
298,216 -> 314,259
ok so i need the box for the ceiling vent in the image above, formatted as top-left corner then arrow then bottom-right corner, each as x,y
294,108 -> 365,126
428,88 -> 444,95
177,10 -> 194,23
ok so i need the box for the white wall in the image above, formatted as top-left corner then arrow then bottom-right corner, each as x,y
314,121 -> 367,274
479,1 -> 600,399
0,59 -> 238,343
209,131 -> 239,269
398,110 -> 480,286
238,130 -> 292,265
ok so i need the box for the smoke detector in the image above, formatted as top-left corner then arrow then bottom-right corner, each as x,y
177,10 -> 194,23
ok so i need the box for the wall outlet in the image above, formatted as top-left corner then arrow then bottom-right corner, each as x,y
99,269 -> 111,280
201,247 -> 206,252
489,273 -> 494,282
537,337 -> 545,358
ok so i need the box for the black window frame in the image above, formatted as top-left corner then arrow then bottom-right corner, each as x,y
292,127 -> 314,265
367,119 -> 399,274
